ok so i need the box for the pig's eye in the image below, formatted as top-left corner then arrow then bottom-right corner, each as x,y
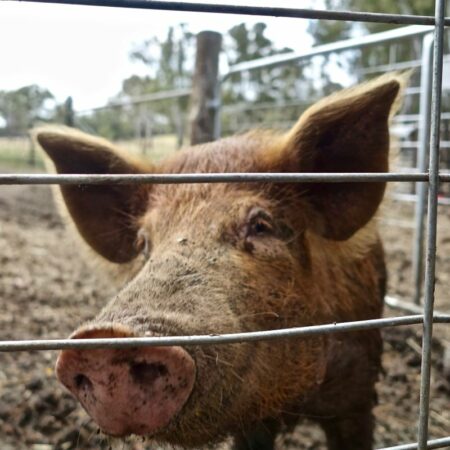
250,218 -> 273,235
247,209 -> 274,237
136,229 -> 151,260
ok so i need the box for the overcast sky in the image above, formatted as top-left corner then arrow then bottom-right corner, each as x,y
0,1 -> 318,111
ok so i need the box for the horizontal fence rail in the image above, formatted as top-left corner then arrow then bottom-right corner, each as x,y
385,296 -> 447,315
225,25 -> 432,77
2,172 -> 450,185
0,313 -> 449,352
12,0 -> 450,26
380,436 -> 450,450
76,87 -> 192,115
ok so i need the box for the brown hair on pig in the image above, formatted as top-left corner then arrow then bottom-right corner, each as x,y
35,73 -> 405,450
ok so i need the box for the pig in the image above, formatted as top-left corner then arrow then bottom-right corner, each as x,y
35,74 -> 403,450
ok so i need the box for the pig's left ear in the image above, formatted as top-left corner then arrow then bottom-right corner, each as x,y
35,127 -> 152,263
282,76 -> 403,240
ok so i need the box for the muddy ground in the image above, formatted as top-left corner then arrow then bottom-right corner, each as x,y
0,180 -> 449,450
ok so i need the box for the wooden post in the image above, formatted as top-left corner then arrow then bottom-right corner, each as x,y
64,96 -> 74,127
190,31 -> 222,145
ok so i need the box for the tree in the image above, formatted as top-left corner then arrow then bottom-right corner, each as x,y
0,85 -> 54,136
83,23 -> 310,140
130,23 -> 194,91
120,24 -> 194,144
78,24 -> 195,142
223,22 -> 295,104
344,0 -> 433,33
77,107 -> 134,141
220,22 -> 316,134
308,0 -> 434,43
308,0 -> 435,85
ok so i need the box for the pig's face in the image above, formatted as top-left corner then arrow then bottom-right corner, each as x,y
93,188 -> 327,445
36,75 -> 402,447
56,146 -> 328,445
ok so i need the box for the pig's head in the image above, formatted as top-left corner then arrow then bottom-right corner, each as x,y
36,75 -> 402,447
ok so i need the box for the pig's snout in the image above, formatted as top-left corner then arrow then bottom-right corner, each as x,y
55,328 -> 195,437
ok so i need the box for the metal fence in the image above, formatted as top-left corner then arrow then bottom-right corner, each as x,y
64,23 -> 450,313
2,1 -> 450,450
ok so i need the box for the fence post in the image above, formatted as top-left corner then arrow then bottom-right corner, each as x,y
64,96 -> 74,127
190,31 -> 222,145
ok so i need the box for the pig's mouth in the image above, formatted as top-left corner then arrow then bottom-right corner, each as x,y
55,324 -> 197,438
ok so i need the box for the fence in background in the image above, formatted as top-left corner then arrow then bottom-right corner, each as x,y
1,1 -> 450,449
65,24 -> 449,310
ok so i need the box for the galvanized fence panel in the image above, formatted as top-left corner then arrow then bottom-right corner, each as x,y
2,1 -> 450,449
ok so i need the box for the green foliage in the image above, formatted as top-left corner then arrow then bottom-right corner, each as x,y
130,23 -> 194,90
223,22 -> 295,105
227,22 -> 279,65
310,0 -> 433,41
84,22 -> 303,140
0,85 -> 54,136
345,0 -> 433,34
77,107 -> 135,141
306,0 -> 438,114
308,0 -> 435,79
83,24 -> 194,141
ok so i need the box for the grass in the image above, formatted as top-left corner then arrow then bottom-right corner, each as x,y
0,137 -> 44,171
117,134 -> 179,162
0,134 -> 180,172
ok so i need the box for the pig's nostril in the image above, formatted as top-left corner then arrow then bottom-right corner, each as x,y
56,345 -> 195,437
74,373 -> 93,391
130,361 -> 168,385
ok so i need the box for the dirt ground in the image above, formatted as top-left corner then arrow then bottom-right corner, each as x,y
0,179 -> 449,449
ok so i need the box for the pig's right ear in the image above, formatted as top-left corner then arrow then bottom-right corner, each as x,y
280,75 -> 403,241
35,127 -> 152,263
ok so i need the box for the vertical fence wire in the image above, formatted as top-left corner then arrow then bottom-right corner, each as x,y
417,0 -> 446,448
412,33 -> 434,305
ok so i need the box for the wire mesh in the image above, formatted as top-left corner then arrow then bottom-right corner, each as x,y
2,1 -> 450,449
